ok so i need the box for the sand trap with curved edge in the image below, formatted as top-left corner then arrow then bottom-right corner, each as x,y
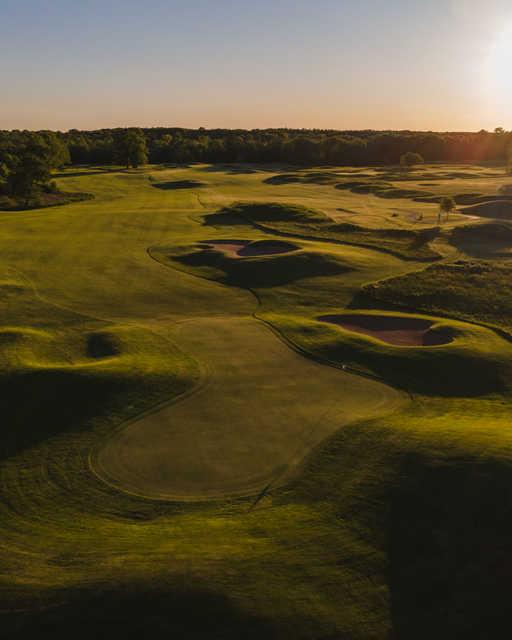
199,239 -> 298,258
238,240 -> 298,256
318,313 -> 453,347
94,317 -> 405,500
199,239 -> 249,255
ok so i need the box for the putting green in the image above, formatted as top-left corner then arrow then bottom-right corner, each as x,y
94,315 -> 405,500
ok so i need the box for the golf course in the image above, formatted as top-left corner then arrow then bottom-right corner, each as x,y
2,161 -> 512,639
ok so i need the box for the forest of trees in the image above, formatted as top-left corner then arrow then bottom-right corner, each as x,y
1,127 -> 512,200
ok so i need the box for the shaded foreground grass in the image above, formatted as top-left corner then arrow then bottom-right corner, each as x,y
1,164 -> 512,639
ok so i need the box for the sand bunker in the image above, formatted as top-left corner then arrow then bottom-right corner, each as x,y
238,240 -> 298,256
199,240 -> 249,255
318,313 -> 453,347
199,239 -> 298,258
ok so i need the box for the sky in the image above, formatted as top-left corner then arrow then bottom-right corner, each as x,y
1,0 -> 511,131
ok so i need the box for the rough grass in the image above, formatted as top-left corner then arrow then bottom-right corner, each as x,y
450,221 -> 512,258
0,190 -> 93,211
359,260 -> 512,334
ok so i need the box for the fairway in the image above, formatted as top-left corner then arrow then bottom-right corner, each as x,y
2,162 -> 512,639
95,316 -> 403,499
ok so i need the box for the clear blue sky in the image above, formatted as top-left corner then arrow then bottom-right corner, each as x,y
1,0 -> 511,130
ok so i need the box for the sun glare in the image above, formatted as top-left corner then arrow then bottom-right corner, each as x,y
486,24 -> 512,105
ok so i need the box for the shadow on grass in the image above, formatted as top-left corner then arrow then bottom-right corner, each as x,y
53,168 -> 126,178
389,455 -> 512,639
200,164 -> 259,174
203,211 -> 248,226
152,180 -> 207,190
0,368 -> 129,462
450,222 -> 512,258
1,585 -> 279,640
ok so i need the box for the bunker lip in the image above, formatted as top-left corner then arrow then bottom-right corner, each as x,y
198,239 -> 298,257
238,240 -> 298,257
198,240 -> 249,256
318,313 -> 453,347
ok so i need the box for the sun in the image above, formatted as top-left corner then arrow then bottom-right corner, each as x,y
486,25 -> 512,106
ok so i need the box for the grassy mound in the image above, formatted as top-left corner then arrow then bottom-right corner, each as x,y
265,171 -> 341,186
461,200 -> 512,220
317,312 -> 453,346
0,274 -> 199,461
0,321 -> 198,462
157,241 -> 351,288
230,201 -> 323,223
273,313 -> 510,396
450,222 -> 512,258
336,180 -> 393,193
151,179 -> 206,190
359,260 -> 512,333
205,202 -> 441,261
377,187 -> 428,199
86,331 -> 122,358
238,239 -> 299,256
336,180 -> 431,201
264,173 -> 302,185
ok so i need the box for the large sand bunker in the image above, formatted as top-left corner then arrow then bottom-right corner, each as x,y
199,239 -> 298,258
318,313 -> 453,347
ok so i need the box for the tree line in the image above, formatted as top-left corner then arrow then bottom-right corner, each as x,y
65,127 -> 512,166
1,127 -> 512,199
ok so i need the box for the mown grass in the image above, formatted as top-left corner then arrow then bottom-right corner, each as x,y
1,163 -> 512,639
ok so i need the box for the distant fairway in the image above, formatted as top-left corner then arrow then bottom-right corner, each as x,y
95,316 -> 403,499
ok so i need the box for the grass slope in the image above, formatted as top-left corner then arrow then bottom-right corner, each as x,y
360,260 -> 512,334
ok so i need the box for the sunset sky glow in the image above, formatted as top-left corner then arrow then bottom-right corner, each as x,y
1,0 -> 511,131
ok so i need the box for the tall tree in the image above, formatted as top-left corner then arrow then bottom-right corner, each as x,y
115,129 -> 148,168
400,152 -> 424,168
438,196 -> 456,224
